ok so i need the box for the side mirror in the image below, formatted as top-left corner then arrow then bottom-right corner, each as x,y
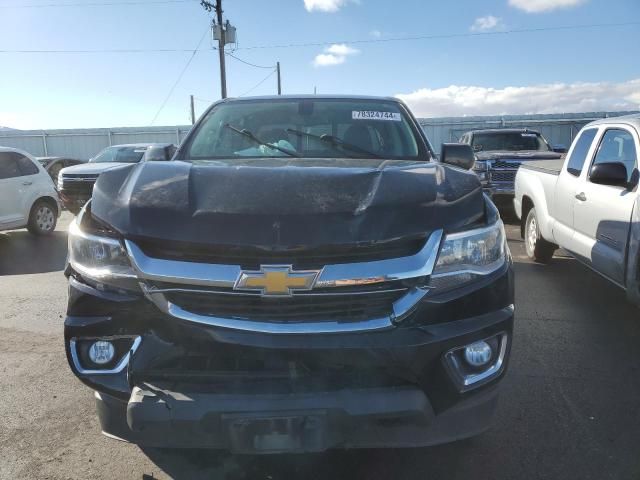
440,143 -> 475,170
590,162 -> 628,187
144,148 -> 169,161
552,145 -> 568,154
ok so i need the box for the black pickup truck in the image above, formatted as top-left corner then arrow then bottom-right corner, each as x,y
64,95 -> 514,453
459,128 -> 566,202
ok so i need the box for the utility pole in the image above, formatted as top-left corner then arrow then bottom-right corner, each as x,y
201,1 -> 236,98
215,0 -> 227,99
276,62 -> 281,95
190,95 -> 196,124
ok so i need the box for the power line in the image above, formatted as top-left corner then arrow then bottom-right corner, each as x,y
0,21 -> 636,55
193,96 -> 214,103
0,0 -> 197,8
149,28 -> 209,126
225,52 -> 274,69
238,69 -> 277,97
0,48 -> 207,53
233,21 -> 640,50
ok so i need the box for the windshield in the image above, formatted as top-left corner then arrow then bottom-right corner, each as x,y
182,98 -> 423,160
472,132 -> 551,152
90,146 -> 148,163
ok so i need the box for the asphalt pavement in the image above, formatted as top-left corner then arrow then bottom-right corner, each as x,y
1,212 -> 639,480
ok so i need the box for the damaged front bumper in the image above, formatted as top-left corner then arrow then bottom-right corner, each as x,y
64,260 -> 514,453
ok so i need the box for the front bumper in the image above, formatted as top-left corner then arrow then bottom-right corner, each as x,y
59,190 -> 91,214
481,182 -> 515,198
64,261 -> 514,451
96,381 -> 500,452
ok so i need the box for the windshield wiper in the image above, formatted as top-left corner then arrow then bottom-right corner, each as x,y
225,124 -> 297,157
286,128 -> 381,158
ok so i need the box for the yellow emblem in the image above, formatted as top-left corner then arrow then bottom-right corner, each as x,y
234,265 -> 319,296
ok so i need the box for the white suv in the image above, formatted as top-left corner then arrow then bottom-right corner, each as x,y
0,147 -> 61,235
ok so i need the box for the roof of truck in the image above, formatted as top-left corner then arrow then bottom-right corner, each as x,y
586,113 -> 640,129
108,143 -> 174,148
465,128 -> 541,135
223,94 -> 399,102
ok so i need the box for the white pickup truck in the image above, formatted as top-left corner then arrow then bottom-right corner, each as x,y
514,114 -> 640,304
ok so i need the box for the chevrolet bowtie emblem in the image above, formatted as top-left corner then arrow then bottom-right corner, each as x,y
234,265 -> 320,296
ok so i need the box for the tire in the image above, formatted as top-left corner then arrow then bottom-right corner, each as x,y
524,207 -> 555,263
27,200 -> 58,236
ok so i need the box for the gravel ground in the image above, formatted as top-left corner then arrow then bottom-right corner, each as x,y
1,212 -> 639,480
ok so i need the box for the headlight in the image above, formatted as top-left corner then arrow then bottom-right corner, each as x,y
473,160 -> 488,181
68,220 -> 139,292
429,221 -> 507,290
472,160 -> 487,171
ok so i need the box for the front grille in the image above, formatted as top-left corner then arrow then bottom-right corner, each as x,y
136,235 -> 426,270
490,170 -> 517,183
164,288 -> 407,323
492,160 -> 520,169
61,176 -> 98,194
133,351 -> 413,392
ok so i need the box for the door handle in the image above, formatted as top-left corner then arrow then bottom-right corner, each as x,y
22,180 -> 33,186
575,192 -> 587,201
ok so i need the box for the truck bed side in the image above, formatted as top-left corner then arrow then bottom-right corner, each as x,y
518,159 -> 564,176
514,160 -> 563,243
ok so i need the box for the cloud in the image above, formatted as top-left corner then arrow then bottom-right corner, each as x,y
325,44 -> 359,56
470,15 -> 503,32
304,0 -> 349,12
313,43 -> 360,67
370,29 -> 382,38
313,54 -> 347,66
509,0 -> 587,13
395,79 -> 640,117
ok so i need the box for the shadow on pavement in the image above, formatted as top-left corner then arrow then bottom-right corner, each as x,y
141,438 -> 479,480
0,230 -> 68,275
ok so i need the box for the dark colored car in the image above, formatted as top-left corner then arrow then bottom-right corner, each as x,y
57,143 -> 176,214
36,156 -> 86,183
64,95 -> 514,454
459,128 -> 566,201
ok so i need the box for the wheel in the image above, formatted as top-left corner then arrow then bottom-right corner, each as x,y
524,207 -> 555,263
27,200 -> 57,235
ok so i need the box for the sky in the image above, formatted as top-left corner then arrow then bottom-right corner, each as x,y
0,0 -> 638,129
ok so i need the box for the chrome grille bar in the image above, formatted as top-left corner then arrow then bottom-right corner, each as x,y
141,284 -> 429,334
125,229 -> 443,290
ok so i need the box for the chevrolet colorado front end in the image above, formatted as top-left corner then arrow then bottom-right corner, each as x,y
64,95 -> 514,453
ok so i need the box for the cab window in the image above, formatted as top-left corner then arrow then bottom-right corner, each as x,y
590,129 -> 637,182
16,154 -> 40,176
566,128 -> 597,177
0,152 -> 28,179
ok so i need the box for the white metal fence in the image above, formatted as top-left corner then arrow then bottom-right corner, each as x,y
0,126 -> 192,160
419,111 -> 638,152
1,111 -> 637,160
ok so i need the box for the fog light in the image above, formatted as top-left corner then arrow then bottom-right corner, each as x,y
443,332 -> 509,392
88,341 -> 115,365
464,341 -> 492,367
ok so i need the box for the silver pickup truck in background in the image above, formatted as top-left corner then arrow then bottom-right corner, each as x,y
514,114 -> 640,305
460,129 -> 566,202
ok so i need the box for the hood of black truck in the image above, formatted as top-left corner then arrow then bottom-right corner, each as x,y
475,150 -> 562,161
90,158 -> 484,248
